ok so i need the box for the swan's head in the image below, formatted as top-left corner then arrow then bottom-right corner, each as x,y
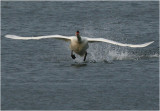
76,30 -> 80,36
76,30 -> 81,42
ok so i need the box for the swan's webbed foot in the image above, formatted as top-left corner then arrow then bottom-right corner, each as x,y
83,52 -> 87,61
71,54 -> 76,59
71,50 -> 76,59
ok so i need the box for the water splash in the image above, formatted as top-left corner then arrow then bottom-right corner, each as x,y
148,53 -> 159,58
107,49 -> 131,61
87,43 -> 158,63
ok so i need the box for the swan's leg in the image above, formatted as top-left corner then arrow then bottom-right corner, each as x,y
83,52 -> 87,61
71,50 -> 76,59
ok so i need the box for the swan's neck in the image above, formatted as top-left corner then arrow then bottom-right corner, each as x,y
77,35 -> 81,42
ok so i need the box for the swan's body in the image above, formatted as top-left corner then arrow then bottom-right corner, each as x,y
5,31 -> 154,61
70,37 -> 88,56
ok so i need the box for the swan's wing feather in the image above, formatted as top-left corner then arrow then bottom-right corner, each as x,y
5,35 -> 71,41
87,37 -> 154,48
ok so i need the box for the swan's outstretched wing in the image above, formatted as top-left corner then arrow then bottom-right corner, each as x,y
86,37 -> 154,48
5,35 -> 72,41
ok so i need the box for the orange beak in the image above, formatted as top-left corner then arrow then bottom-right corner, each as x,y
76,32 -> 79,35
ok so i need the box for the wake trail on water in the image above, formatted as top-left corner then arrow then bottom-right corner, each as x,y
84,43 -> 159,63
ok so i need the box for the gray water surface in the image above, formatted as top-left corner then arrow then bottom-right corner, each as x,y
1,1 -> 159,110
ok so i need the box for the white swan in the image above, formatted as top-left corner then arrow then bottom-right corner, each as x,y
5,31 -> 154,61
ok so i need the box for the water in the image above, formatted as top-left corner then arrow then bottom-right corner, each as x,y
1,1 -> 159,110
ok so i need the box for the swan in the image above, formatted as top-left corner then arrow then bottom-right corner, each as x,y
5,31 -> 154,61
